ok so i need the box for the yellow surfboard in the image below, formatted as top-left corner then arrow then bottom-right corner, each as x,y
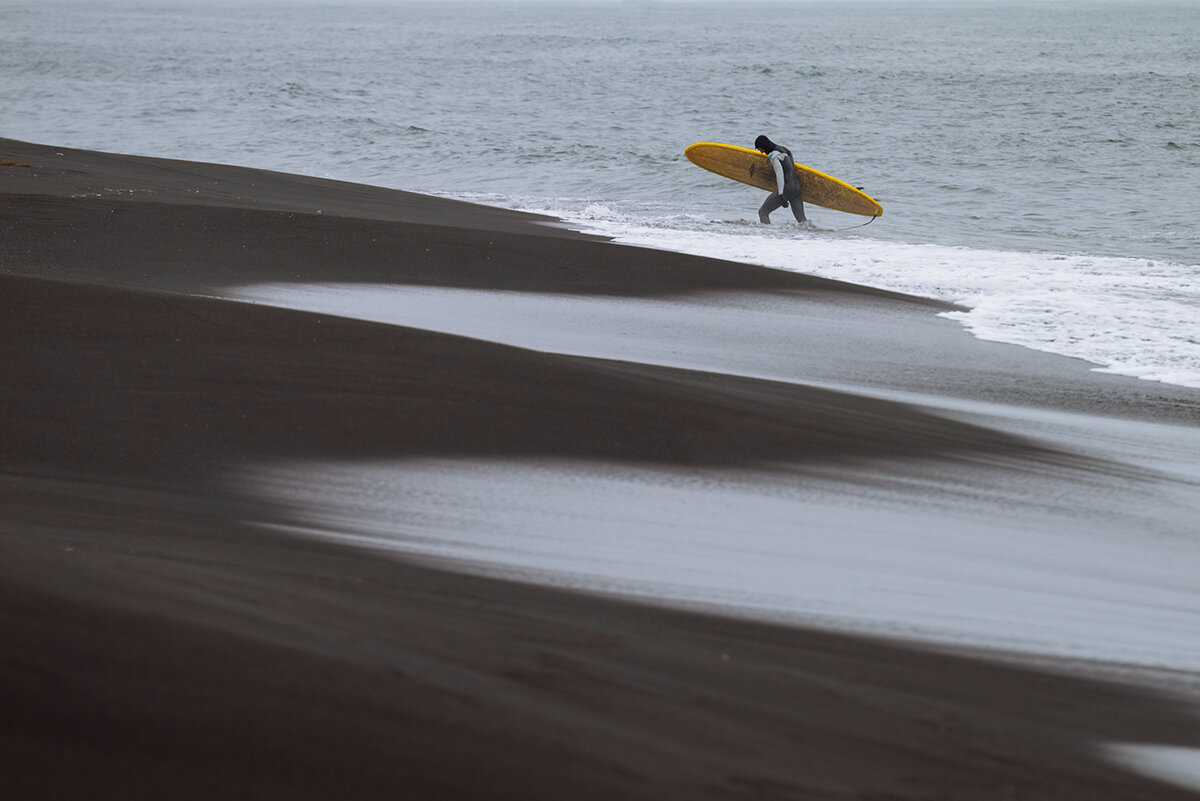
685,142 -> 882,217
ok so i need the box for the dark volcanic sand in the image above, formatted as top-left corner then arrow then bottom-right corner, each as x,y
3,138 -> 1199,800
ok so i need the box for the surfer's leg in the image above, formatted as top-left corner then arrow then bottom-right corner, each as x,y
758,193 -> 783,224
788,188 -> 807,223
790,200 -> 807,223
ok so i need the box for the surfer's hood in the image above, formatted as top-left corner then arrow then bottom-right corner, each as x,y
755,135 -> 779,153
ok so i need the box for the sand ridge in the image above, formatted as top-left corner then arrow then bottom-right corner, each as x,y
3,138 -> 1199,800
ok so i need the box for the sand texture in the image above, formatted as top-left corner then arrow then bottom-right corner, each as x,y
3,138 -> 1199,800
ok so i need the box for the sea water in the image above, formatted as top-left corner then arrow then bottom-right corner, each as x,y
2,0 -> 1198,387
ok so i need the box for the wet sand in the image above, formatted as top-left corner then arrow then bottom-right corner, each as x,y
2,138 -> 1199,800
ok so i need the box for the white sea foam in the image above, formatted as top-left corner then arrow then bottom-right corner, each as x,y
547,209 -> 1200,389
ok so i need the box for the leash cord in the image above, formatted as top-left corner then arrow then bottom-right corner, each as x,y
833,214 -> 878,232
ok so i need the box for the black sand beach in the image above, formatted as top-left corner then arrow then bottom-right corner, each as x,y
3,138 -> 1199,800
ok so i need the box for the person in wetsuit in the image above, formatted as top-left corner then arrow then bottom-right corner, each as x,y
754,135 -> 806,224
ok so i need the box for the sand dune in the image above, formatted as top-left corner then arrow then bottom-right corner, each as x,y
3,138 -> 1199,800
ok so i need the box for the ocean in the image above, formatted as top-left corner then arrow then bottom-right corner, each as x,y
3,0 -> 1198,387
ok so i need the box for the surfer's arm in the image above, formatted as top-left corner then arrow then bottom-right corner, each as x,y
769,151 -> 787,195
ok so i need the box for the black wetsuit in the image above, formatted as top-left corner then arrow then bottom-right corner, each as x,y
758,144 -> 807,224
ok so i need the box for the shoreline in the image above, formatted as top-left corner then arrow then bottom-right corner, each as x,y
3,138 -> 1199,799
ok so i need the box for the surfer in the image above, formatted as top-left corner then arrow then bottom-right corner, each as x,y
754,135 -> 806,224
